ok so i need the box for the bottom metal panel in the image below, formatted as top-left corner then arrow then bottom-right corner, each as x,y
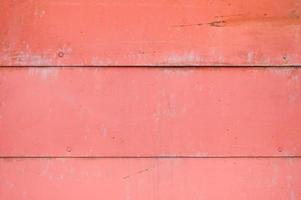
0,158 -> 300,200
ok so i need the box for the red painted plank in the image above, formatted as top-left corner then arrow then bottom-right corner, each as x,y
0,67 -> 300,157
0,0 -> 300,66
0,158 -> 300,199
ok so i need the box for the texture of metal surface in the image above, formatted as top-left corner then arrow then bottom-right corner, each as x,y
1,1 -> 301,198
1,0 -> 301,66
1,158 -> 300,200
1,67 -> 300,157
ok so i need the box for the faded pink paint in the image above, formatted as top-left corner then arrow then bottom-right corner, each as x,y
0,158 -> 300,200
1,0 -> 301,199
1,67 -> 301,157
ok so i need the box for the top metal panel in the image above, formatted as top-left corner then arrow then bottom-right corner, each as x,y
0,0 -> 300,66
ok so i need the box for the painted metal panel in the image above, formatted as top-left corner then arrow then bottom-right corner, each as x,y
0,0 -> 300,66
1,67 -> 300,157
0,158 -> 300,199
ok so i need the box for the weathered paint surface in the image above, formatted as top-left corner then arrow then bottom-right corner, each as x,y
0,158 -> 300,200
1,1 -> 301,198
1,67 -> 301,157
0,0 -> 301,66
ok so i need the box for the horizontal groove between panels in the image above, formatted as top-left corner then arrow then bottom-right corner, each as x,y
1,156 -> 301,159
0,65 -> 301,68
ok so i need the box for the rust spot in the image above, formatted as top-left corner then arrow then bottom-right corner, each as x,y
213,14 -> 301,27
208,20 -> 227,27
172,12 -> 301,28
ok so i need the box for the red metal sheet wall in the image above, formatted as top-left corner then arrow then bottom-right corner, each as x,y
0,1 -> 301,200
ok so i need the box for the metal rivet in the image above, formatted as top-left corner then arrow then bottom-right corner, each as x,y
58,52 -> 64,58
66,146 -> 72,152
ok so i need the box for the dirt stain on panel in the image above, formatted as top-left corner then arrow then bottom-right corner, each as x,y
173,12 -> 301,28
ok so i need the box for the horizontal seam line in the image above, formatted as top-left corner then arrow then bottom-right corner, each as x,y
0,66 -> 301,68
0,67 -> 301,68
1,156 -> 301,159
